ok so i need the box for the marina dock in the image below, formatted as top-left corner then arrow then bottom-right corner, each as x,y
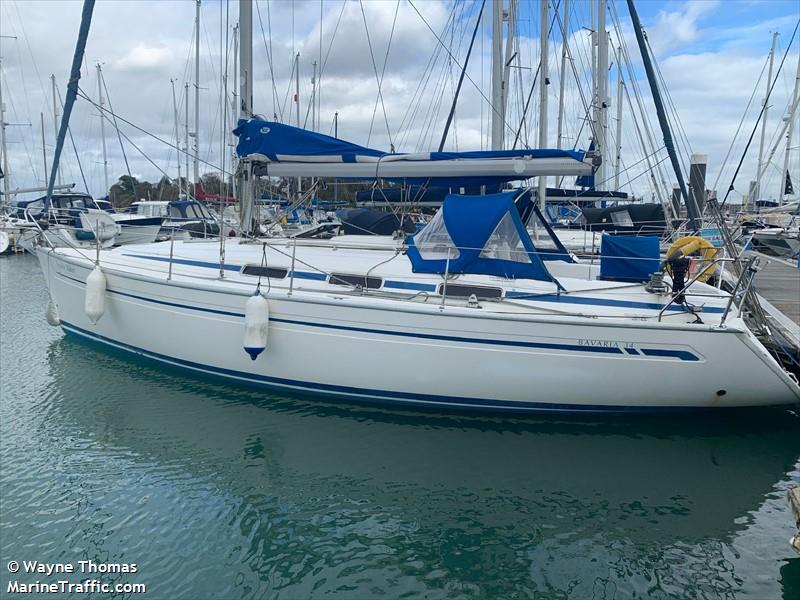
749,252 -> 800,369
752,252 -> 800,327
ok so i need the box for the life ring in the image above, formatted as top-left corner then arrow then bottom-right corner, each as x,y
666,236 -> 720,283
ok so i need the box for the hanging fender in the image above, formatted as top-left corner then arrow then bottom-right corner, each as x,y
243,291 -> 270,360
84,265 -> 107,324
46,298 -> 61,326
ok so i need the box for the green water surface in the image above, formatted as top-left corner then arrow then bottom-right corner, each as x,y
1,253 -> 799,599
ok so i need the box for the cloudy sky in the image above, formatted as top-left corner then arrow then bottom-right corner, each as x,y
1,0 -> 798,203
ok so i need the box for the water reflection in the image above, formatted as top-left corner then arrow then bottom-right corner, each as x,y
32,333 -> 800,599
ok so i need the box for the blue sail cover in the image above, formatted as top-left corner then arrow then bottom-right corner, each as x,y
234,120 -> 385,162
234,120 -> 587,186
406,192 -> 558,282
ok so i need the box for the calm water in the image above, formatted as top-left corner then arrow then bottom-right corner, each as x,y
1,253 -> 799,599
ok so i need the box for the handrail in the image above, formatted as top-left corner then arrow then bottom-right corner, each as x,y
720,256 -> 759,326
656,256 -> 739,322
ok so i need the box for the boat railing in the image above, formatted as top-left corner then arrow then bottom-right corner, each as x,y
656,256 -> 752,323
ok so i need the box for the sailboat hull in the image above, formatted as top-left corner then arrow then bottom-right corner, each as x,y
38,248 -> 800,413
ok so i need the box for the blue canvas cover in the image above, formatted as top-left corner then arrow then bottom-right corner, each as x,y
234,120 -> 584,164
234,120 -> 384,163
406,192 -> 558,283
599,235 -> 661,283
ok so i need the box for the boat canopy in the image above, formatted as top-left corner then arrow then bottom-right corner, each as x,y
233,120 -> 592,185
337,208 -> 416,236
406,192 -> 558,283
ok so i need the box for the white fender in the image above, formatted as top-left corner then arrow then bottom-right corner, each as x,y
0,231 -> 9,254
243,292 -> 270,360
46,298 -> 61,326
84,266 -> 107,324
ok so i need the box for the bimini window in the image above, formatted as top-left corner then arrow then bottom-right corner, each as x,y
438,283 -> 503,300
329,273 -> 383,289
478,212 -> 532,263
241,265 -> 288,279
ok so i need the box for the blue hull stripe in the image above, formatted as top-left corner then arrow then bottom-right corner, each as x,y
122,252 -> 725,314
59,320 -> 708,414
60,272 -> 701,362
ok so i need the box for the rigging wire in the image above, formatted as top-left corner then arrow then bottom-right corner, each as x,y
720,18 -> 800,208
75,88 -> 230,176
359,0 -> 395,149
99,70 -> 136,198
55,85 -> 89,193
710,54 -> 769,193
255,0 -> 280,120
407,0 -> 518,141
439,0 -> 485,152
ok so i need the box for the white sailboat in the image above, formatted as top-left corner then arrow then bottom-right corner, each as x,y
30,0 -> 800,413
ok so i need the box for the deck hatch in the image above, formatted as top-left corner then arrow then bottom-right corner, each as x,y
241,265 -> 288,279
329,273 -> 383,290
437,283 -> 503,299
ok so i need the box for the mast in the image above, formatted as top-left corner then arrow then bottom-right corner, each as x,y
626,0 -> 697,230
194,0 -> 201,187
311,61 -> 317,131
295,52 -> 301,195
50,75 -> 62,186
590,0 -> 596,137
230,22 -> 238,200
755,31 -> 778,206
238,0 -> 254,233
556,0 -> 568,149
0,54 -> 9,198
501,0 -> 517,123
232,24 -> 239,140
295,53 -> 300,129
171,79 -> 182,199
96,64 -> 109,194
184,82 -> 190,197
46,0 -> 96,211
613,45 -> 623,190
594,0 -> 608,190
40,113 -> 48,184
537,0 -> 548,212
781,50 -> 800,203
239,0 -> 252,119
491,0 -> 504,150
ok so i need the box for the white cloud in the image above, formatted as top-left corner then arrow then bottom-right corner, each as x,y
115,46 -> 175,70
0,0 -> 797,205
647,0 -> 721,55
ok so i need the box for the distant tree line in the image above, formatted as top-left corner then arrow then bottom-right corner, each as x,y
106,172 -> 387,208
107,172 -> 230,208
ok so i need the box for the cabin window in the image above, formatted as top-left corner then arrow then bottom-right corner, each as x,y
329,273 -> 383,289
241,265 -> 288,279
610,210 -> 634,227
437,283 -> 503,300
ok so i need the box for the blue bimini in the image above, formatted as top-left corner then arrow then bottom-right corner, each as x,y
406,192 -> 559,284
